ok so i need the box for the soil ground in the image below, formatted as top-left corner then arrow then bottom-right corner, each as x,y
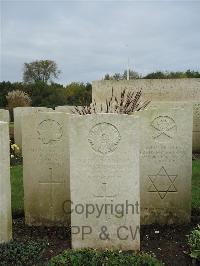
12,215 -> 200,266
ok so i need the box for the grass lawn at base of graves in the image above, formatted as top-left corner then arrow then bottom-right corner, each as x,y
10,165 -> 24,217
7,160 -> 200,265
192,160 -> 200,209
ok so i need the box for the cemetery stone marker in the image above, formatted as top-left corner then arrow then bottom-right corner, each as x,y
70,113 -> 140,250
22,112 -> 70,226
140,102 -> 193,224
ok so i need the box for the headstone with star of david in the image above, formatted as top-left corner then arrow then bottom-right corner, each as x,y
70,113 -> 140,250
139,102 -> 193,224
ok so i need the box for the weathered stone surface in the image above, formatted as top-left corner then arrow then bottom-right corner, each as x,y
22,112 -> 70,226
139,102 -> 193,224
92,80 -> 200,152
92,79 -> 200,104
193,102 -> 200,152
70,114 -> 140,250
0,122 -> 12,243
14,107 -> 51,148
55,106 -> 81,113
0,109 -> 9,123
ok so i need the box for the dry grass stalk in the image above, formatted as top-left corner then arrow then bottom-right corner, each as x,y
73,88 -> 151,115
6,90 -> 32,108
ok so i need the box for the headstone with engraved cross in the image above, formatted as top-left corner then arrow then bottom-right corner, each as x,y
70,114 -> 140,250
22,112 -> 70,226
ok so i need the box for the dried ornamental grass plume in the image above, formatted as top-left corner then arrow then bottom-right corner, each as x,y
73,88 -> 151,115
6,90 -> 32,108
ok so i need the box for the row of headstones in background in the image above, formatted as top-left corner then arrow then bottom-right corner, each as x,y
0,109 -> 10,123
92,80 -> 200,152
21,102 -> 193,250
15,102 -> 199,152
0,122 -> 12,244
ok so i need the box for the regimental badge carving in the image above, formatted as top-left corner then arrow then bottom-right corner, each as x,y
148,166 -> 177,199
37,119 -> 63,144
151,116 -> 177,141
88,122 -> 121,154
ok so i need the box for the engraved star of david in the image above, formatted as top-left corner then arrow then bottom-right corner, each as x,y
148,167 -> 177,199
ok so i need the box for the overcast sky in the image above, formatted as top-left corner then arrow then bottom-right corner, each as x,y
1,0 -> 200,85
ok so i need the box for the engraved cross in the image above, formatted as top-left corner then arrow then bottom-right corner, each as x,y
94,182 -> 117,199
39,167 -> 64,218
93,182 -> 117,222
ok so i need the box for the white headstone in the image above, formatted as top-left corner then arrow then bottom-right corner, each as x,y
193,102 -> 200,152
70,114 -> 140,250
14,107 -> 52,148
0,109 -> 9,123
0,122 -> 12,243
55,106 -> 81,113
22,112 -> 70,226
140,102 -> 193,224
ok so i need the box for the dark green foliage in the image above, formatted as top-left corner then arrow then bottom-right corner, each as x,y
0,240 -> 47,266
187,225 -> 200,263
23,60 -> 61,84
104,70 -> 140,80
65,82 -> 92,106
104,69 -> 200,80
0,81 -> 92,109
49,249 -> 162,266
143,70 -> 200,79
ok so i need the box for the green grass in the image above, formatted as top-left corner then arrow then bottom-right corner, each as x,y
10,161 -> 200,216
10,165 -> 24,216
9,122 -> 14,128
49,249 -> 162,266
192,160 -> 200,209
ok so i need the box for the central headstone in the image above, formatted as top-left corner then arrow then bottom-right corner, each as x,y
70,114 -> 140,250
